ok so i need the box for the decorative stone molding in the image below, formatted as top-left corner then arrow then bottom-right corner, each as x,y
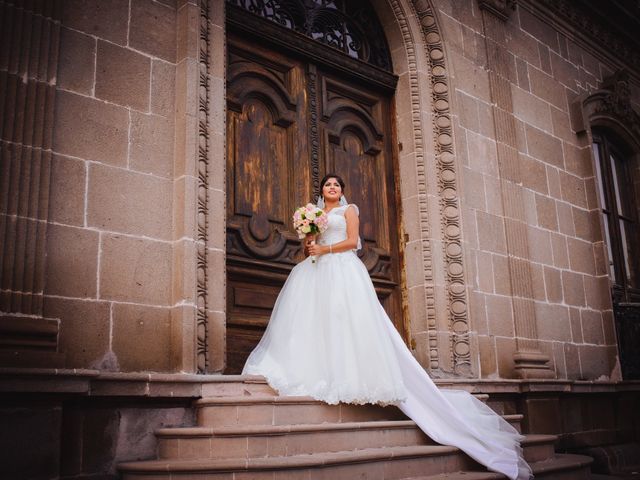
572,70 -> 640,143
388,0 -> 439,371
196,0 -> 213,373
308,64 -> 321,193
477,0 -> 517,21
410,0 -> 472,376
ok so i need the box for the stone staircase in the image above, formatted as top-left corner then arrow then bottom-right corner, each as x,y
119,392 -> 594,479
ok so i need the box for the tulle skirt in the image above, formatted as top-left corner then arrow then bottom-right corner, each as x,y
243,250 -> 407,405
242,251 -> 532,480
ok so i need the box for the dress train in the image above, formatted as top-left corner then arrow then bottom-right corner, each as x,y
243,204 -> 532,479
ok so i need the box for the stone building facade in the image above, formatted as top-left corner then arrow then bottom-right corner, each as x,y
1,0 -> 639,478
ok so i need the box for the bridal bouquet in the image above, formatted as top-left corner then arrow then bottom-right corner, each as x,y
293,203 -> 329,263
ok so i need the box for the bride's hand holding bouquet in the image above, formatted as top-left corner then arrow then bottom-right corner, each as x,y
293,203 -> 328,263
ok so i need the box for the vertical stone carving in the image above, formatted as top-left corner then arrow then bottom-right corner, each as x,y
0,0 -> 64,366
387,0 -> 471,375
412,0 -> 472,376
196,0 -> 212,373
478,1 -> 554,378
308,64 -> 320,194
388,0 -> 439,371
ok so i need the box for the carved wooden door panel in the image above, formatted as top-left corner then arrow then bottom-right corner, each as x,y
225,35 -> 312,373
316,69 -> 404,333
225,28 -> 404,374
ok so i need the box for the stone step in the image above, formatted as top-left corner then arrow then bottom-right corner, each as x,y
155,421 -> 545,463
119,446 -> 593,480
415,454 -> 593,479
195,395 -> 407,427
194,395 -> 517,429
120,444 -> 474,479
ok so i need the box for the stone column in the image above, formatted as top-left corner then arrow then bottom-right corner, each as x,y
0,0 -> 64,366
477,0 -> 554,378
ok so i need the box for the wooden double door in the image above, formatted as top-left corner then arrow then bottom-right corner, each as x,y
225,30 -> 405,373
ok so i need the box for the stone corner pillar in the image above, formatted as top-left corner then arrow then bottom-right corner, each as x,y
477,0 -> 555,379
0,1 -> 66,368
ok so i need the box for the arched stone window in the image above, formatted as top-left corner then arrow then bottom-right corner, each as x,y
575,69 -> 640,379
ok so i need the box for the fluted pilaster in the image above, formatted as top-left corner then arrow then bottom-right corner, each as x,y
0,0 -> 63,366
478,1 -> 554,378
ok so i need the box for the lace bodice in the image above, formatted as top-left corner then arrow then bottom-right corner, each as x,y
317,204 -> 361,249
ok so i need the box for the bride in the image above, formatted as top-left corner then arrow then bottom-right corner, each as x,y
243,174 -> 533,480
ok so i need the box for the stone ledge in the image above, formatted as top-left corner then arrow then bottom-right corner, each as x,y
0,369 -> 639,397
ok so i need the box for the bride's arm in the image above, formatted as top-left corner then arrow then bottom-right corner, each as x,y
308,206 -> 359,256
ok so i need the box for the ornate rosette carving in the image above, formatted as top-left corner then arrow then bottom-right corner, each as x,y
196,0 -> 212,373
412,0 -> 471,375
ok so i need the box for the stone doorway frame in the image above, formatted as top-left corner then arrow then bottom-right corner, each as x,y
195,0 -> 471,376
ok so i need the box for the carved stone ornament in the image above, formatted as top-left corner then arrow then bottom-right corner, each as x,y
477,0 -> 517,21
596,70 -> 640,137
409,0 -> 471,376
575,69 -> 640,140
196,0 -> 212,373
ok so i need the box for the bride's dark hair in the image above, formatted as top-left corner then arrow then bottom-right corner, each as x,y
319,173 -> 345,197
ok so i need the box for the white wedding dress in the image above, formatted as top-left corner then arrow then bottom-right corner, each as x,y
243,204 -> 533,480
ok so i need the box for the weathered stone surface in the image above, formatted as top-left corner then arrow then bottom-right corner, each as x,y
486,294 -> 514,337
495,336 -> 516,378
513,87 -> 553,132
99,234 -> 171,305
543,266 -> 562,303
562,270 -> 586,307
579,344 -> 615,379
529,67 -> 566,110
87,163 -> 172,239
535,302 -> 571,342
560,171 -> 587,208
535,194 -> 558,231
62,0 -> 129,45
520,154 -> 548,195
44,224 -> 98,298
43,296 -> 110,368
53,90 -> 128,166
524,397 -> 561,434
151,60 -> 176,116
49,154 -> 85,227
95,41 -> 151,111
477,335 -> 497,377
581,310 -> 605,345
567,237 -> 596,275
129,112 -> 174,178
526,125 -> 563,168
113,303 -> 173,371
477,211 -> 506,254
130,0 -> 177,62
58,27 -> 96,95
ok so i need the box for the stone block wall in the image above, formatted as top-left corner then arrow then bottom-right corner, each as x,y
2,0 -> 637,380
434,0 -> 638,381
41,0 -> 181,371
